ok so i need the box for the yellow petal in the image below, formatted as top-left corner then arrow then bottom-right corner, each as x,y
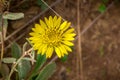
63,33 -> 76,37
34,24 -> 41,32
37,44 -> 44,54
37,49 -> 41,54
64,28 -> 75,34
35,24 -> 40,28
53,16 -> 57,23
62,41 -> 74,46
29,32 -> 40,36
54,17 -> 61,29
46,47 -> 54,58
63,44 -> 72,52
32,28 -> 36,32
29,37 -> 38,41
60,44 -> 68,55
60,21 -> 67,30
41,44 -> 47,55
33,44 -> 39,50
49,16 -> 53,28
55,47 -> 61,58
45,17 -> 50,28
58,46 -> 65,57
63,37 -> 75,41
33,43 -> 42,50
40,19 -> 47,29
62,22 -> 71,31
34,24 -> 45,33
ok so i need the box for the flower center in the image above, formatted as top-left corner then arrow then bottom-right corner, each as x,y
42,29 -> 62,46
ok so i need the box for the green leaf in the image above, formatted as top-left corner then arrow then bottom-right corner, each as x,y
2,57 -> 16,63
31,54 -> 46,77
98,4 -> 106,13
61,55 -> 68,62
37,0 -> 48,10
0,63 -> 9,79
35,62 -> 56,80
11,42 -> 22,59
17,59 -> 31,80
3,12 -> 24,20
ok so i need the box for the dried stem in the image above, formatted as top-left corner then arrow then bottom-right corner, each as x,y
76,0 -> 84,80
1,15 -> 4,61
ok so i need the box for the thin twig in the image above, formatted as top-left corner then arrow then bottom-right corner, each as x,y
41,0 -> 66,20
77,0 -> 83,80
48,56 -> 58,64
0,0 -> 62,44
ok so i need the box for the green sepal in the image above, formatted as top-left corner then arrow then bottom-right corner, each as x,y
61,54 -> 68,62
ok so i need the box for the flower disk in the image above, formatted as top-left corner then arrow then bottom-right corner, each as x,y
29,16 -> 76,58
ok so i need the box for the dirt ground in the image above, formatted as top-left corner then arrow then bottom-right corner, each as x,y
1,0 -> 120,80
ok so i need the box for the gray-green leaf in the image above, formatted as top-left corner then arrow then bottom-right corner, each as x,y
11,42 -> 22,59
3,12 -> 24,20
17,59 -> 31,80
2,57 -> 16,63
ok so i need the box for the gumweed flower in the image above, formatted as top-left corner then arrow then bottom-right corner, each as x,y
29,16 -> 76,58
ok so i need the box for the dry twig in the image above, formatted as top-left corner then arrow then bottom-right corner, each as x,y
76,0 -> 84,80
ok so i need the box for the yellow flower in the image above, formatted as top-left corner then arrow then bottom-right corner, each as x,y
29,16 -> 76,58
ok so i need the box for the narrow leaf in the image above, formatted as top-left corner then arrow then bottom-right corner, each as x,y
36,62 -> 56,80
31,54 -> 46,77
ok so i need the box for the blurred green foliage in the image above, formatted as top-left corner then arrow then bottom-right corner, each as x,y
37,0 -> 48,10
